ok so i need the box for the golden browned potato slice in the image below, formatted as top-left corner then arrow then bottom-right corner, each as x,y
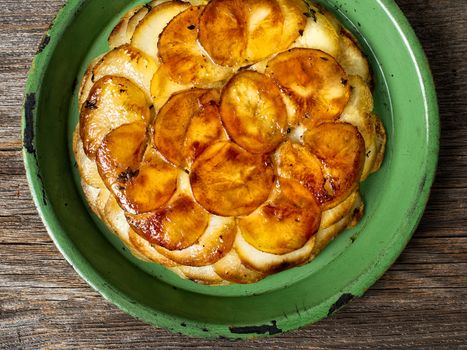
158,6 -> 233,85
304,122 -> 365,210
235,227 -> 316,273
127,194 -> 210,251
96,122 -> 178,214
154,89 -> 224,168
274,141 -> 325,203
80,76 -> 151,158
155,215 -> 237,266
220,71 -> 287,154
92,44 -> 158,98
131,1 -> 190,59
339,75 -> 376,181
190,141 -> 275,216
198,0 -> 284,67
338,29 -> 371,83
292,4 -> 340,57
238,178 -> 321,255
122,146 -> 179,214
213,250 -> 266,284
265,48 -> 350,126
276,0 -> 308,48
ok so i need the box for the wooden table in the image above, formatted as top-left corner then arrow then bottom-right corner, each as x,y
1,0 -> 466,348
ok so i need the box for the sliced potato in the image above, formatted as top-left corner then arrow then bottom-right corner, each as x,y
122,146 -> 179,214
96,123 -> 178,214
220,71 -> 287,154
235,227 -> 316,273
128,229 -> 179,267
199,0 -> 284,67
276,0 -> 308,48
131,1 -> 190,59
92,44 -> 158,98
73,127 -> 105,189
339,75 -> 376,181
127,194 -> 210,251
80,76 -> 151,158
190,141 -> 275,216
338,29 -> 371,83
79,54 -> 104,109
292,4 -> 340,57
372,114 -> 387,173
304,122 -> 365,209
274,141 -> 325,202
265,48 -> 350,126
177,265 -> 226,284
108,5 -> 146,49
158,6 -> 233,85
155,215 -> 237,266
213,250 -> 266,284
155,88 -> 224,168
238,178 -> 321,255
244,0 -> 284,63
150,65 -> 192,111
312,191 -> 363,254
320,190 -> 359,230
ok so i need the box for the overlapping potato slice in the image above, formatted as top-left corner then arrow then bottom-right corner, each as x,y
127,193 -> 210,251
292,4 -> 340,57
158,6 -> 234,85
320,190 -> 360,230
339,75 -> 376,181
73,128 -> 104,189
108,4 -> 147,49
312,191 -> 363,254
96,122 -> 178,214
128,229 -> 179,267
177,265 -> 226,284
265,48 -> 350,126
238,178 -> 321,255
131,1 -> 190,59
155,214 -> 237,266
92,44 -> 158,98
338,29 -> 371,83
150,65 -> 192,111
79,55 -> 104,109
235,228 -> 316,273
213,250 -> 266,284
372,114 -> 387,173
220,71 -> 287,154
304,122 -> 365,209
276,0 -> 308,48
80,76 -> 151,158
199,0 -> 285,67
275,141 -> 325,202
155,88 -> 225,168
190,141 -> 275,216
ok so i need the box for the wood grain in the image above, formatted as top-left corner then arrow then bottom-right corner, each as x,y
0,0 -> 466,348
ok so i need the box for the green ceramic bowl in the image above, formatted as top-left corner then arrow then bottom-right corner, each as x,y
23,0 -> 438,339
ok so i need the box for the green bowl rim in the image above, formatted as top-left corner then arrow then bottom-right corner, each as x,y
22,0 -> 439,339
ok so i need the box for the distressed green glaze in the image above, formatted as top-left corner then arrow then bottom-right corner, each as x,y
22,0 -> 439,339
